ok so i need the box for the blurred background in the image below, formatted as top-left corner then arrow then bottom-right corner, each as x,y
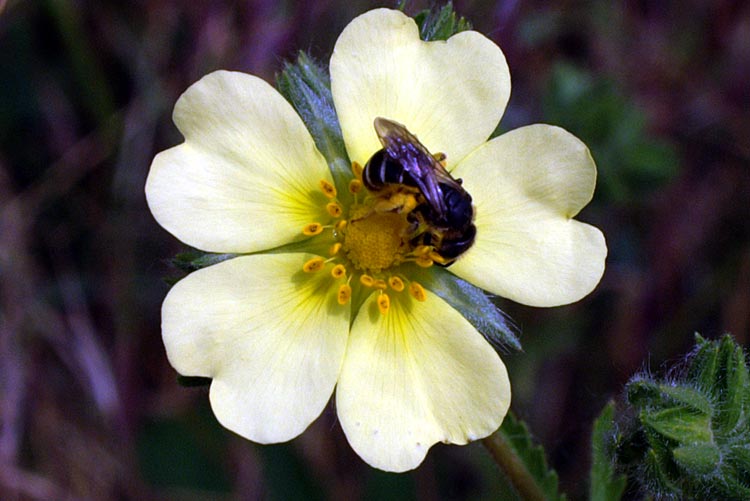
1,0 -> 748,499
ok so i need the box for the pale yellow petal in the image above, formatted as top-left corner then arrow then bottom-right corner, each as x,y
162,253 -> 349,443
450,124 -> 607,307
146,70 -> 331,253
336,291 -> 510,472
330,9 -> 510,167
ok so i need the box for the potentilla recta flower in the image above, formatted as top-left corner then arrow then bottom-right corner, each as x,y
145,8 -> 606,472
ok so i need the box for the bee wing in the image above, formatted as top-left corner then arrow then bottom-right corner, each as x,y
373,117 -> 453,215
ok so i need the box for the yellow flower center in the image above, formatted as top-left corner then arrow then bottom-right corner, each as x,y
344,204 -> 409,273
300,171 -> 431,314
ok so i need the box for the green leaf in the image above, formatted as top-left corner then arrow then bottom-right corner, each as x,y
485,412 -> 565,501
409,265 -> 521,352
589,402 -> 626,501
414,2 -> 472,41
276,51 -> 352,200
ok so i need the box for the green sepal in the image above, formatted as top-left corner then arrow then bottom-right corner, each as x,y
413,2 -> 472,41
627,379 -> 712,415
672,443 -> 720,476
589,401 -> 626,501
177,375 -> 212,387
409,265 -> 521,352
276,51 -> 352,200
641,407 -> 712,443
171,250 -> 237,272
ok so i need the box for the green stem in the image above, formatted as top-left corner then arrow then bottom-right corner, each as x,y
482,434 -> 549,501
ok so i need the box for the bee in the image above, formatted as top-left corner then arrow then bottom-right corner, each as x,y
362,117 -> 476,265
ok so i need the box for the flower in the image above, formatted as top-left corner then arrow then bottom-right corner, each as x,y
145,8 -> 606,472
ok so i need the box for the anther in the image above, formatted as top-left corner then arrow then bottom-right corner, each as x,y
388,276 -> 405,292
303,223 -> 324,236
377,293 -> 390,315
335,220 -> 348,232
351,161 -> 364,179
329,242 -> 342,256
415,255 -> 434,268
326,202 -> 343,218
408,282 -> 427,302
373,279 -> 387,290
360,274 -> 374,287
338,284 -> 352,305
320,179 -> 337,198
429,251 -> 450,265
413,245 -> 432,256
303,256 -> 326,273
349,179 -> 362,194
433,152 -> 447,167
331,264 -> 347,279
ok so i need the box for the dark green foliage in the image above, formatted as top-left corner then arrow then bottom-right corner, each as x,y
413,2 -> 472,42
618,334 -> 750,500
589,402 -> 626,501
544,63 -> 678,203
177,375 -> 211,387
493,413 -> 565,501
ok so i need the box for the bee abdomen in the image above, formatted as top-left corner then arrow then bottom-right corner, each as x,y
362,149 -> 418,191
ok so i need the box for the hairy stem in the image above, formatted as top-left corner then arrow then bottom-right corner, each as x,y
482,434 -> 549,501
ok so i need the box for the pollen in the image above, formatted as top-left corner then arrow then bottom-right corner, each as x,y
320,179 -> 337,198
303,223 -> 324,236
343,205 -> 409,273
360,274 -> 375,287
349,179 -> 362,194
303,256 -> 326,273
377,293 -> 390,315
408,282 -> 427,302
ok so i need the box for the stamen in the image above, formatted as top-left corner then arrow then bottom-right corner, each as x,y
338,284 -> 352,305
429,251 -> 450,265
303,256 -> 326,273
303,223 -> 324,236
388,276 -> 405,291
413,245 -> 432,256
415,255 -> 434,268
335,220 -> 348,232
329,242 -> 342,256
349,179 -> 362,194
360,274 -> 374,287
351,161 -> 364,179
408,282 -> 427,302
373,279 -> 387,290
434,152 -> 447,167
331,264 -> 347,279
326,202 -> 343,218
377,292 -> 390,315
320,179 -> 337,198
